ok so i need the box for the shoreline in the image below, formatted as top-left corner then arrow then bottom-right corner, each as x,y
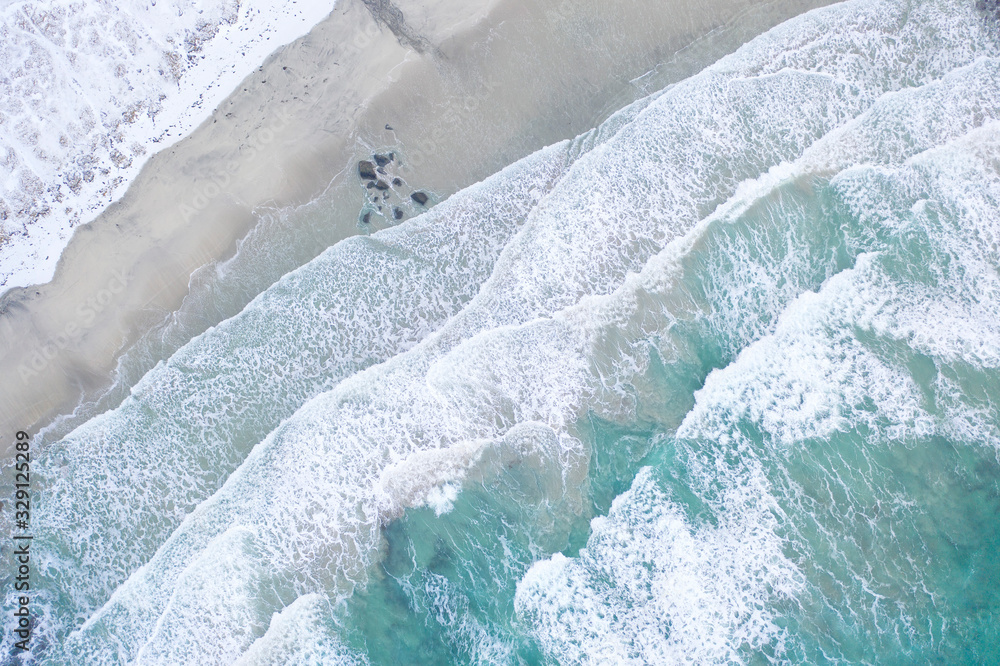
0,0 -> 338,291
0,0 -> 835,453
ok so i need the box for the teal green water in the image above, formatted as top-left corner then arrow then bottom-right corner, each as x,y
5,0 -> 1000,663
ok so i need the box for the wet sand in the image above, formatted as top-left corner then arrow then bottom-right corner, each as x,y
0,0 -> 835,453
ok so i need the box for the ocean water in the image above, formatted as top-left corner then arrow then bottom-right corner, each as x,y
4,0 -> 1000,663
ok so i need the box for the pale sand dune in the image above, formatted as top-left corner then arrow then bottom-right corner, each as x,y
0,0 -> 835,450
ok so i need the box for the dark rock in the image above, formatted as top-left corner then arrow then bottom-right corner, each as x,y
410,191 -> 429,205
392,177 -> 403,186
374,153 -> 394,167
362,211 -> 372,224
376,167 -> 386,175
375,180 -> 390,190
366,181 -> 376,189
358,160 -> 377,180
393,207 -> 404,220
385,124 -> 394,130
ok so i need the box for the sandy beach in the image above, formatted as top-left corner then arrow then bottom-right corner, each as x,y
0,0 -> 834,453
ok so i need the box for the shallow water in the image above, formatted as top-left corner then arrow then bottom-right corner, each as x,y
4,0 -> 1000,663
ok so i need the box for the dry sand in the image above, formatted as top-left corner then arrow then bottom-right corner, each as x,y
0,0 -> 836,453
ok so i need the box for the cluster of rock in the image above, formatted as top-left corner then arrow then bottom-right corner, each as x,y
357,152 -> 430,226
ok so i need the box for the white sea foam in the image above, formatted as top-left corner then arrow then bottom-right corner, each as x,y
234,594 -> 367,666
419,0 -> 996,346
28,141 -> 572,636
516,464 -> 801,664
0,0 -> 336,289
516,121 -> 1000,664
134,527 -> 272,665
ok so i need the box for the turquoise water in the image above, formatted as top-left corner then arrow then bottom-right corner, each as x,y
4,0 -> 1000,663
